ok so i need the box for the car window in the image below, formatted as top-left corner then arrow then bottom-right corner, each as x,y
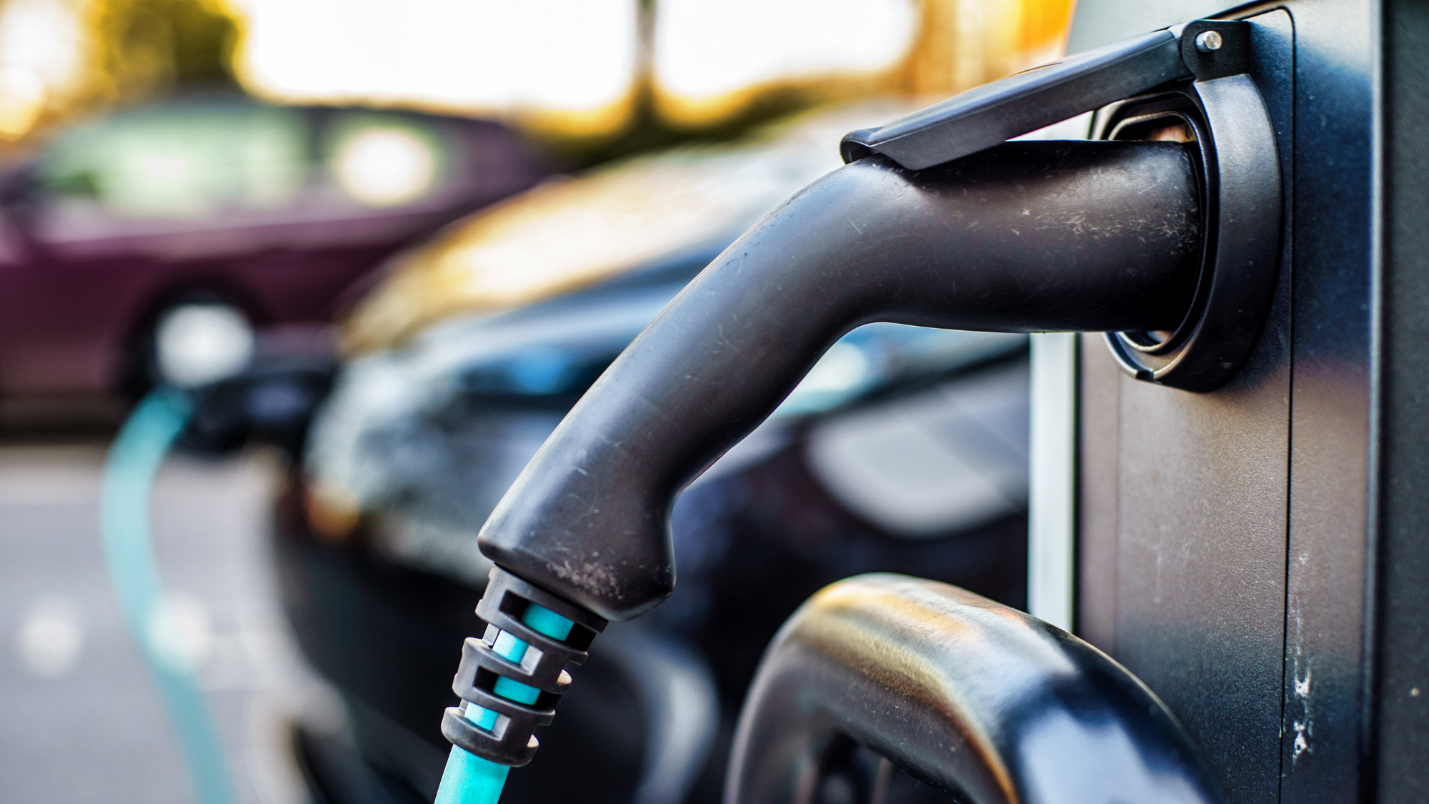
37,100 -> 309,220
323,113 -> 447,208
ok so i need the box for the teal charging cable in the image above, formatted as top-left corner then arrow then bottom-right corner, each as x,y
435,603 -> 575,804
101,390 -> 235,804
106,388 -> 591,804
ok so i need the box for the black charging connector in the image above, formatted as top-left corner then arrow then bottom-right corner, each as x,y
442,567 -> 607,767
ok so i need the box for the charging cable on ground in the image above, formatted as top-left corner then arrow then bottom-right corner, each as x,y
101,389 -> 235,804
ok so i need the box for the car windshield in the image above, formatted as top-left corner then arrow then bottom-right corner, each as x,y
38,98 -> 309,220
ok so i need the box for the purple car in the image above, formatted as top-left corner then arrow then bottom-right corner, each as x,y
0,93 -> 552,423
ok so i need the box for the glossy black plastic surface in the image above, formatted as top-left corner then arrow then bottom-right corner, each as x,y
1078,12 -> 1296,804
479,140 -> 1204,621
725,574 -> 1223,804
1074,5 -> 1414,803
1101,72 -> 1282,391
1379,5 -> 1429,800
839,20 -> 1250,171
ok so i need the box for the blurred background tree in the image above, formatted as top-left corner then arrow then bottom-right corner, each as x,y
0,0 -> 237,147
91,0 -> 238,95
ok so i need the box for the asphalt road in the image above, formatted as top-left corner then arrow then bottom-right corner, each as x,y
0,439 -> 321,804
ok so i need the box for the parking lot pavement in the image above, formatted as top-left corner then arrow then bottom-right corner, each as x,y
0,440 -> 316,804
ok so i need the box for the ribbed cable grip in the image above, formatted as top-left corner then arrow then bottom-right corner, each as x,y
442,566 -> 607,766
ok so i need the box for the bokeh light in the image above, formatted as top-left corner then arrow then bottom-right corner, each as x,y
330,122 -> 440,207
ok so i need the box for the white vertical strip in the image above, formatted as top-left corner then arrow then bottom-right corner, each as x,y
1028,331 -> 1077,631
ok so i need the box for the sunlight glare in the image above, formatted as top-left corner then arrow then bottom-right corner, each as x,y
653,0 -> 918,100
225,0 -> 638,117
0,68 -> 46,139
0,0 -> 87,139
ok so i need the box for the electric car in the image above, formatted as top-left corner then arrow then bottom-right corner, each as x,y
269,104 -> 1032,804
0,93 -> 551,424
